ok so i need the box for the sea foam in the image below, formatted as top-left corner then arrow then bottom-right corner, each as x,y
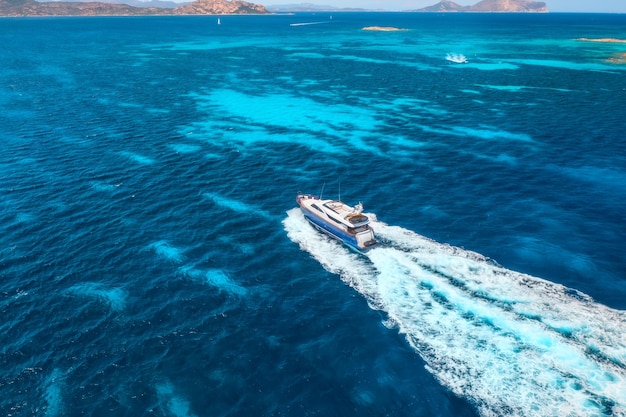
283,208 -> 626,417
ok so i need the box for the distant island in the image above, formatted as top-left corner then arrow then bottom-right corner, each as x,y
266,3 -> 375,12
0,0 -> 549,17
0,0 -> 268,16
413,0 -> 548,12
267,0 -> 548,13
577,38 -> 626,64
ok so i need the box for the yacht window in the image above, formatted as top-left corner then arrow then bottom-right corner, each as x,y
328,215 -> 343,225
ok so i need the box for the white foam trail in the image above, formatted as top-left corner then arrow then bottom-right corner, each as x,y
283,208 -> 626,417
290,21 -> 330,27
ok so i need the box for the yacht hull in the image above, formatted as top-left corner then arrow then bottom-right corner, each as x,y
296,194 -> 378,252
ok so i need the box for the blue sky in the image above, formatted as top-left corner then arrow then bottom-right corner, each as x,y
262,0 -> 626,13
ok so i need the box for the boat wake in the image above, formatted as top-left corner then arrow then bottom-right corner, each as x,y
290,21 -> 331,27
283,208 -> 626,417
446,53 -> 468,64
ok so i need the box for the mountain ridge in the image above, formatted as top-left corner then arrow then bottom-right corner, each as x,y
58,0 -> 183,8
0,0 -> 268,16
414,0 -> 548,12
0,0 -> 549,17
266,0 -> 548,13
265,3 -> 372,12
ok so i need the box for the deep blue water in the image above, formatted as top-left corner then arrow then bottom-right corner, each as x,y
1,12 -> 625,417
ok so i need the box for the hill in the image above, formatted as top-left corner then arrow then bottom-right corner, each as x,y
174,0 -> 266,14
0,0 -> 268,16
57,0 -> 181,8
265,3 -> 371,12
415,0 -> 548,12
414,0 -> 468,12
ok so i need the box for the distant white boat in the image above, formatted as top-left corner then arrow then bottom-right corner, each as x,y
446,53 -> 468,64
217,18 -> 221,25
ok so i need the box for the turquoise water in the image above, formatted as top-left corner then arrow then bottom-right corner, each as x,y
1,13 -> 625,417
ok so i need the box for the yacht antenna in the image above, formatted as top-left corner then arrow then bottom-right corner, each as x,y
319,182 -> 326,199
338,182 -> 341,201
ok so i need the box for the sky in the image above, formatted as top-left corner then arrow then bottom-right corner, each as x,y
261,0 -> 626,13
